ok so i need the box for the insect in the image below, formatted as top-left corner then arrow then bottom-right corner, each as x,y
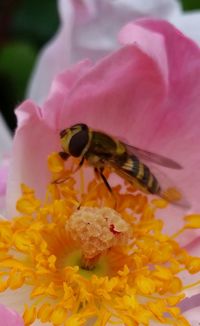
59,123 -> 187,206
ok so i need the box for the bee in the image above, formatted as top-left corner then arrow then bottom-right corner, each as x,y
59,123 -> 187,206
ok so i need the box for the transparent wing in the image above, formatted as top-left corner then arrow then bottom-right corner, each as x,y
107,158 -> 190,209
148,164 -> 190,208
124,143 -> 182,170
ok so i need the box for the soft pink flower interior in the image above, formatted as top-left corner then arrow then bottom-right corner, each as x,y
0,304 -> 24,326
7,20 -> 200,247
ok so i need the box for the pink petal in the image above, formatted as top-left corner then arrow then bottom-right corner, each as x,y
27,0 -> 181,104
184,236 -> 200,257
0,114 -> 12,157
182,306 -> 200,325
170,11 -> 200,45
0,304 -> 24,326
8,44 -> 165,216
42,60 -> 92,130
119,19 -> 200,238
57,45 -> 167,134
0,160 -> 9,197
0,155 -> 10,214
7,100 -> 60,216
7,20 -> 200,250
180,294 -> 200,313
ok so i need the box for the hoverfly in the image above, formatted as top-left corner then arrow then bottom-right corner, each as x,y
59,123 -> 187,207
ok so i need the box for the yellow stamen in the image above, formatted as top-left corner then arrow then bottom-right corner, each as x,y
23,305 -> 37,325
0,152 -> 199,325
183,279 -> 200,290
184,214 -> 200,228
170,226 -> 186,239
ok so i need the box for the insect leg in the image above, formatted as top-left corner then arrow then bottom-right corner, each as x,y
73,157 -> 85,173
95,167 -> 118,208
97,168 -> 113,194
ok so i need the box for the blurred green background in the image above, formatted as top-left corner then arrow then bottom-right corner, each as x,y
0,0 -> 199,132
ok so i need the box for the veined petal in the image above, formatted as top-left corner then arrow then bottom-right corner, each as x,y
57,44 -> 167,133
8,20 -> 200,245
42,60 -> 92,130
6,101 -> 59,216
119,19 -> 200,215
0,303 -> 24,326
8,44 -> 166,216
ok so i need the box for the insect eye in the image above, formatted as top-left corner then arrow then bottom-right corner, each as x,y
69,130 -> 89,157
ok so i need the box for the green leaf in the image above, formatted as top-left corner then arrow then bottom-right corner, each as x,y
11,0 -> 59,46
180,0 -> 200,11
0,42 -> 37,99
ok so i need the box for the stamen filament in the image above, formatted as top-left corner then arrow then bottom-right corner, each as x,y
183,279 -> 200,290
79,164 -> 85,196
0,153 -> 199,326
170,226 -> 186,239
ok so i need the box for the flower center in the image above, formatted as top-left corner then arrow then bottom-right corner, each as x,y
0,153 -> 199,325
66,206 -> 129,270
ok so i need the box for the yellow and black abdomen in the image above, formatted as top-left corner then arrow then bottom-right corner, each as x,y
121,155 -> 160,194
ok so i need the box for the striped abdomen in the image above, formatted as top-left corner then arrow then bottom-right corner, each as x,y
122,155 -> 160,194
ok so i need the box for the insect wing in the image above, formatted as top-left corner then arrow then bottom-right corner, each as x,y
108,157 -> 190,209
143,164 -> 190,208
124,144 -> 182,170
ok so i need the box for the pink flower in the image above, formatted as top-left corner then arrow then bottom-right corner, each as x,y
5,19 -> 200,324
27,0 -> 200,104
0,304 -> 24,326
8,19 -> 200,224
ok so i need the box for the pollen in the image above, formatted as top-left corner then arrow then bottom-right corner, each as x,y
0,152 -> 199,325
66,206 -> 129,269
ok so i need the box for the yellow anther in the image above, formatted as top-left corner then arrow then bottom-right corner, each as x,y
153,265 -> 173,281
148,300 -> 166,321
0,153 -> 199,326
151,198 -> 168,209
123,294 -> 138,309
51,306 -> 67,325
38,303 -> 53,323
8,270 -> 24,289
48,255 -> 57,270
168,306 -> 180,317
184,214 -> 200,228
186,257 -> 200,273
135,275 -> 155,294
23,305 -> 37,325
166,294 -> 185,306
48,152 -> 65,173
14,233 -> 34,252
168,277 -> 182,293
16,197 -> 40,214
